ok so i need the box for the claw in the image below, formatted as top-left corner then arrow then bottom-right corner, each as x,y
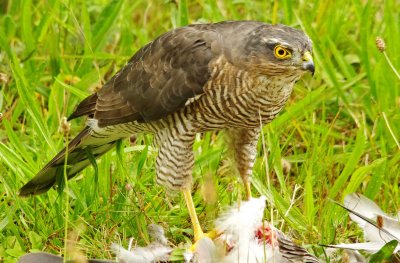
190,230 -> 220,251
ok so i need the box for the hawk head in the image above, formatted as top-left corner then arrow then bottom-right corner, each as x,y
228,23 -> 314,77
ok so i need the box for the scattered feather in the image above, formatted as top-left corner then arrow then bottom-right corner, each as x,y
111,243 -> 172,263
147,223 -> 169,245
327,241 -> 397,253
193,237 -> 219,262
112,223 -> 173,263
327,193 -> 400,256
342,250 -> 367,263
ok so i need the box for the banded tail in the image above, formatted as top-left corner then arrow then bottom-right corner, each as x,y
19,127 -> 118,196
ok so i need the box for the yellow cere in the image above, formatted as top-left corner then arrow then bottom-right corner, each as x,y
302,51 -> 313,62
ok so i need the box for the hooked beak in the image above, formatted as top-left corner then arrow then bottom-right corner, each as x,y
302,51 -> 315,76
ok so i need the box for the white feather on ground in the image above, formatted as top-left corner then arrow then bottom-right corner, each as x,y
213,196 -> 282,262
112,224 -> 173,263
344,193 -> 386,228
328,193 -> 400,253
111,244 -> 172,263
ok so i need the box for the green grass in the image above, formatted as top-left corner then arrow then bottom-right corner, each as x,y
1,0 -> 399,261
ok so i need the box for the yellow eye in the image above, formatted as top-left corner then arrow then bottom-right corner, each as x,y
274,45 -> 291,59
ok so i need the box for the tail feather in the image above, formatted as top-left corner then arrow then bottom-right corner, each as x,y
19,127 -> 117,196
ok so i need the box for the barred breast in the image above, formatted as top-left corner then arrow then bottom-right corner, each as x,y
95,56 -> 300,139
182,56 -> 300,131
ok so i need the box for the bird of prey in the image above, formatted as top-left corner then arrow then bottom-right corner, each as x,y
19,20 -> 314,243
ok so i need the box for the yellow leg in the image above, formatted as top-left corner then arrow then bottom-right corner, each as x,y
244,178 -> 252,201
182,187 -> 204,241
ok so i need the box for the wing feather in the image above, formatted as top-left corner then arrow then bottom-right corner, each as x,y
69,24 -> 221,127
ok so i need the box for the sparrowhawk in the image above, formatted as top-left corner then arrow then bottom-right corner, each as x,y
20,20 -> 314,242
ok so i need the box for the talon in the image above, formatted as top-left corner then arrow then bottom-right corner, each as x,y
190,230 -> 220,251
181,187 -> 220,251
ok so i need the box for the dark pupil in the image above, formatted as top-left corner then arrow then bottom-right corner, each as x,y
278,49 -> 285,56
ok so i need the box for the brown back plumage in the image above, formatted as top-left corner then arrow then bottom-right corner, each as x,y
69,23 -> 219,126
